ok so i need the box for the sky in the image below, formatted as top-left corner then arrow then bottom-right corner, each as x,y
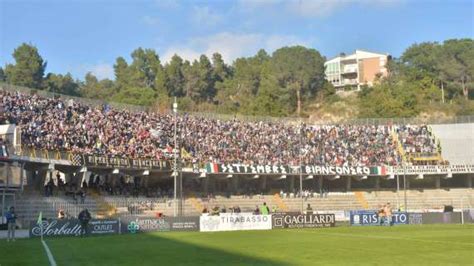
1,0 -> 473,80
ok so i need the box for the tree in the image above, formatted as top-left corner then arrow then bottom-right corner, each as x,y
211,52 -> 230,83
0,67 -> 5,82
436,39 -> 474,99
44,73 -> 80,96
183,55 -> 215,102
197,54 -> 215,101
112,86 -> 156,106
270,46 -> 325,116
80,72 -> 114,99
401,42 -> 439,77
114,57 -> 130,91
182,60 -> 200,100
164,54 -> 186,97
129,48 -> 162,89
401,39 -> 474,100
248,70 -> 287,116
4,43 -> 46,88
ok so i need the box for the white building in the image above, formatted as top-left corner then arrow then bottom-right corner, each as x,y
325,50 -> 390,90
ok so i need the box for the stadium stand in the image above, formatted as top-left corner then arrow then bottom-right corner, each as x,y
1,86 -> 473,225
0,89 -> 440,167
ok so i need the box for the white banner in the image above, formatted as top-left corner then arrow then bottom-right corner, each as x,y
200,214 -> 272,232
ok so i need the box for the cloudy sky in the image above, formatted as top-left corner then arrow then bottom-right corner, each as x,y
1,0 -> 473,80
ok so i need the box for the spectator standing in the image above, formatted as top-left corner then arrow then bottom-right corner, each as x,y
78,208 -> 91,236
260,202 -> 270,215
254,205 -> 260,215
80,190 -> 86,204
5,207 -> 17,242
58,209 -> 65,219
384,203 -> 393,226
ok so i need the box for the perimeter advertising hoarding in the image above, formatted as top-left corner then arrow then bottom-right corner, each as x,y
272,213 -> 336,229
29,219 -> 119,237
121,217 -> 200,233
421,212 -> 463,224
350,211 -> 409,226
200,213 -> 272,232
166,217 -> 200,231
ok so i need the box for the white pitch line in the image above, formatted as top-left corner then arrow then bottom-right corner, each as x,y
293,230 -> 474,246
41,239 -> 57,266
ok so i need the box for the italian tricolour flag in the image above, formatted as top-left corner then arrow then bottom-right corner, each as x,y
206,163 -> 219,173
370,166 -> 388,175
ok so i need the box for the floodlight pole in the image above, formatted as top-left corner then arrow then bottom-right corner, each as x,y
403,161 -> 408,212
396,173 -> 400,210
173,97 -> 178,217
299,121 -> 304,214
396,157 -> 400,211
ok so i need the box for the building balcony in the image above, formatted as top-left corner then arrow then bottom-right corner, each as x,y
341,67 -> 357,74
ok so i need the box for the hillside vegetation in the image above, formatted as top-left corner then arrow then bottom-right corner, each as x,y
1,39 -> 472,120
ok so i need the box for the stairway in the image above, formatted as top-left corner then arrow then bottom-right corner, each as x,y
273,194 -> 289,211
354,192 -> 369,209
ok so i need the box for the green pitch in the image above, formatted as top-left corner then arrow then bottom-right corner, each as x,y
2,224 -> 473,265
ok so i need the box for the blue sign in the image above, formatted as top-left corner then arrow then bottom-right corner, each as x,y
350,210 -> 409,226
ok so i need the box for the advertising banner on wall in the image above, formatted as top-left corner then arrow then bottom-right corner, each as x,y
30,219 -> 119,237
408,213 -> 423,225
200,214 -> 272,232
421,212 -> 462,224
166,217 -> 200,231
272,213 -> 336,229
120,216 -> 200,233
121,217 -> 171,234
350,210 -> 409,226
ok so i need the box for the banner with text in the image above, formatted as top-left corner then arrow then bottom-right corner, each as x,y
121,216 -> 200,233
272,212 -> 336,229
350,210 -> 409,226
71,154 -> 169,170
200,214 -> 272,232
121,217 -> 170,233
206,163 -> 386,176
30,219 -> 119,237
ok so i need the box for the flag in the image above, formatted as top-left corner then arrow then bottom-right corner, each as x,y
206,163 -> 219,173
370,166 -> 387,175
37,211 -> 42,225
181,148 -> 192,159
70,154 -> 83,166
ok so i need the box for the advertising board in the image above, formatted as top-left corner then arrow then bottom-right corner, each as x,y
200,213 -> 272,232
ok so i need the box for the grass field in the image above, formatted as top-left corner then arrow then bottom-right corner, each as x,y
1,224 -> 473,265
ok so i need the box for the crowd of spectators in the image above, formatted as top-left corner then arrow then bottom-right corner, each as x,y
0,90 -> 441,167
396,125 -> 440,155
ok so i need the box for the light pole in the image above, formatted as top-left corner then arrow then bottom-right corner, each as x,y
396,156 -> 400,211
173,97 -> 178,217
299,121 -> 304,214
396,172 -> 400,211
403,161 -> 407,212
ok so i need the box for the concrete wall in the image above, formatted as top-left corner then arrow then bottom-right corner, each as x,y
430,123 -> 474,164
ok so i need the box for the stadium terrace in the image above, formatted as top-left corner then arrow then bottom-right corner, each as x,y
0,85 -> 473,239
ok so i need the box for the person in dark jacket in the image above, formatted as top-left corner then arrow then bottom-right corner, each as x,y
5,207 -> 17,242
78,209 -> 91,236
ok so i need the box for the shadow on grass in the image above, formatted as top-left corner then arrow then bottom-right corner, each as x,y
0,237 -> 49,266
45,232 -> 288,266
